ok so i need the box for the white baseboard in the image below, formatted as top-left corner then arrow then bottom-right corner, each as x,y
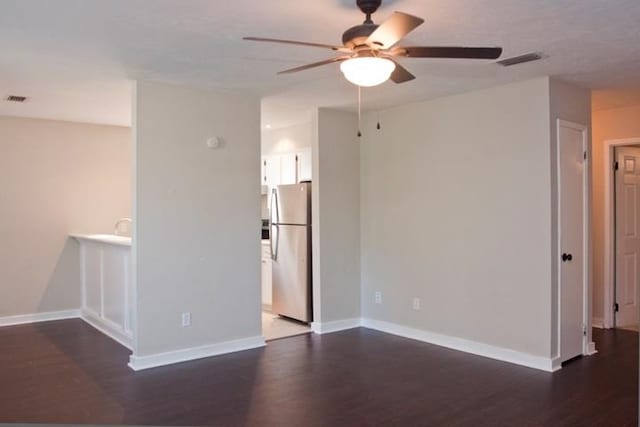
80,309 -> 132,350
586,341 -> 598,355
361,318 -> 559,372
311,318 -> 362,334
128,335 -> 266,371
592,317 -> 604,329
0,309 -> 80,327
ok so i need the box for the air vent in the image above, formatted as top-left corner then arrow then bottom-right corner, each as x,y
6,95 -> 28,103
497,52 -> 546,67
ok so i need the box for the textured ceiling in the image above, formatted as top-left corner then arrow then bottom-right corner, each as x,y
1,0 -> 640,126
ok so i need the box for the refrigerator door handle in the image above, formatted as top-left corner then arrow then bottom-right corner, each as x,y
273,188 -> 280,224
271,225 -> 279,261
270,188 -> 279,260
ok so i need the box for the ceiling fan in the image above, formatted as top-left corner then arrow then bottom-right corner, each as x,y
244,0 -> 502,87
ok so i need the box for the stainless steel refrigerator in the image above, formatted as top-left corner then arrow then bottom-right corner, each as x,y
269,182 -> 312,323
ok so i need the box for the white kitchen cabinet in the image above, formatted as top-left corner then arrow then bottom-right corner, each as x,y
261,242 -> 272,308
297,148 -> 312,182
262,149 -> 312,187
263,155 -> 281,188
261,157 -> 268,186
280,153 -> 298,184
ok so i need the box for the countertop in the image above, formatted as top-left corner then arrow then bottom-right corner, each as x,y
70,233 -> 132,247
72,234 -> 262,248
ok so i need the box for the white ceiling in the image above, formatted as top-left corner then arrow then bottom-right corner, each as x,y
1,0 -> 640,127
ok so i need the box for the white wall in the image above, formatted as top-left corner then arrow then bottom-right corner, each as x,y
311,108 -> 361,325
0,116 -> 131,318
360,78 -> 554,357
548,78 -> 592,355
261,122 -> 311,157
133,81 -> 261,360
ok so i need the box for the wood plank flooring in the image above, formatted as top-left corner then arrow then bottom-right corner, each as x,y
0,319 -> 636,426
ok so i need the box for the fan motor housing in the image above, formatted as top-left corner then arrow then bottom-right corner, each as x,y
342,23 -> 379,48
356,0 -> 381,15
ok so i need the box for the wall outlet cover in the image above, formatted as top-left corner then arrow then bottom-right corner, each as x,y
181,312 -> 192,327
375,292 -> 382,304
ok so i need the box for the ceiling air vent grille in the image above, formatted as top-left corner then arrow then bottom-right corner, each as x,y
497,52 -> 546,67
6,95 -> 28,102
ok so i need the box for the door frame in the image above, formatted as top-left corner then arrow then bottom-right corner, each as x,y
556,119 -> 592,359
603,137 -> 640,328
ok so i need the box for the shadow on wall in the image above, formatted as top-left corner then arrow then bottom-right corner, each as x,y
37,238 -> 81,313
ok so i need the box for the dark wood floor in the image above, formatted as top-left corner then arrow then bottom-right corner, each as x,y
0,320 -> 636,427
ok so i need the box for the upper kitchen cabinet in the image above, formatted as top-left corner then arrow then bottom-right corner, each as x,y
262,150 -> 312,186
280,153 -> 297,185
297,148 -> 312,182
262,155 -> 281,187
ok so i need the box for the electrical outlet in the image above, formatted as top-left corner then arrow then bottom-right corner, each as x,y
375,291 -> 382,304
181,312 -> 192,327
412,298 -> 421,310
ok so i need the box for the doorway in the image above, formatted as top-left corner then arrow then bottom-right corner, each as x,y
260,106 -> 313,341
557,119 -> 590,363
603,138 -> 640,330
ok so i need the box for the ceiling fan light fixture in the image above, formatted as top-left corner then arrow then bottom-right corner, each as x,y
340,57 -> 396,87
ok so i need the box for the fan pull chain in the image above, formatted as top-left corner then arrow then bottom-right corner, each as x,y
357,85 -> 362,138
377,110 -> 381,130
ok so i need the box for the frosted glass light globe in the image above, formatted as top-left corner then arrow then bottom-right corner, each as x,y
340,57 -> 396,87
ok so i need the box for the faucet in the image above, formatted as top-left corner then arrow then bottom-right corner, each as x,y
114,218 -> 132,236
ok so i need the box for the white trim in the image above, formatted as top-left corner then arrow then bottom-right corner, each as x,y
80,242 -> 86,309
123,253 -> 130,335
311,318 -> 362,334
556,119 -> 592,360
362,318 -> 559,372
603,137 -> 640,329
99,248 -> 105,318
550,356 -> 563,372
586,341 -> 598,356
592,316 -> 604,329
128,335 -> 266,371
0,309 -> 81,327
80,309 -> 132,350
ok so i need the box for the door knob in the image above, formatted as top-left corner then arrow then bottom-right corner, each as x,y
562,253 -> 573,262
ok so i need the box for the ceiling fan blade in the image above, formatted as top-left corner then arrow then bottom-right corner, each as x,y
278,56 -> 350,74
394,46 -> 503,59
366,12 -> 424,49
243,37 -> 349,52
389,60 -> 415,83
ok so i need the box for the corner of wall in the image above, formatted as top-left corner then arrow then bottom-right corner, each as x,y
133,81 -> 261,361
312,108 -> 361,324
548,78 -> 593,358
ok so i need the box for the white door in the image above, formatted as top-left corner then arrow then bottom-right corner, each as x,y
265,156 -> 281,188
261,156 -> 268,186
558,121 -> 587,362
280,153 -> 298,184
297,148 -> 312,182
615,146 -> 640,328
